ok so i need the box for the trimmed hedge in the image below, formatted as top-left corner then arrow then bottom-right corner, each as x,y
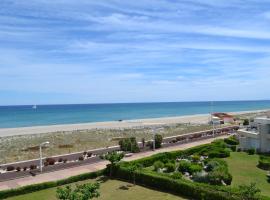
258,155 -> 270,170
111,165 -> 239,200
0,170 -> 104,199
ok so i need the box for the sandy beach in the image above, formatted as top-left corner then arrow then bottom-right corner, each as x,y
0,109 -> 268,137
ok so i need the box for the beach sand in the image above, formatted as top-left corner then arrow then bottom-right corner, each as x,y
0,109 -> 268,137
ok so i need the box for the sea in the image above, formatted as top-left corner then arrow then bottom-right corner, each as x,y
0,100 -> 270,128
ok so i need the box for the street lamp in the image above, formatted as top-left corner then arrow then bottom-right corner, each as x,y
39,141 -> 50,172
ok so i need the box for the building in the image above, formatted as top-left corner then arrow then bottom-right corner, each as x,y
238,117 -> 270,152
210,113 -> 235,124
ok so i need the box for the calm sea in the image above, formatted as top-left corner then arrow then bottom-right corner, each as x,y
0,100 -> 270,128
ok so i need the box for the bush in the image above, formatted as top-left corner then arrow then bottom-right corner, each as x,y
154,134 -> 163,149
230,145 -> 237,152
165,162 -> 175,173
6,166 -> 15,171
247,148 -> 256,155
119,137 -> 140,153
170,172 -> 182,179
237,148 -> 242,152
153,161 -> 164,171
188,164 -> 202,174
16,167 -> 21,172
178,160 -> 191,173
23,166 -> 27,171
243,119 -> 249,126
191,155 -> 200,162
224,136 -> 239,145
208,148 -> 230,158
258,155 -> 270,170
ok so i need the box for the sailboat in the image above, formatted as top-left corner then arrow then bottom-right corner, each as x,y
32,105 -> 37,109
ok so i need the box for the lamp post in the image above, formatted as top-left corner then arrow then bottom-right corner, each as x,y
39,141 -> 50,172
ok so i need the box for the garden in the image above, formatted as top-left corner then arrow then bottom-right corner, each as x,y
108,136 -> 270,200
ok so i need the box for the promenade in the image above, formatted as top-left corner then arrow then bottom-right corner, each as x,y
0,135 -> 227,191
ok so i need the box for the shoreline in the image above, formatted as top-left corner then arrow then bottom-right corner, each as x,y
0,109 -> 268,137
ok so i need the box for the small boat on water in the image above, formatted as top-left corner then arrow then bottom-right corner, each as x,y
32,105 -> 37,109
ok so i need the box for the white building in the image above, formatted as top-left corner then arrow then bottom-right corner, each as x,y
238,117 -> 270,152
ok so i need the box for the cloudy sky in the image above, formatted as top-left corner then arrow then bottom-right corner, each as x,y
1,0 -> 270,105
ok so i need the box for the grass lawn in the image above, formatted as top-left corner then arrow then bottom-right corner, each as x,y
7,178 -> 188,200
224,152 -> 270,196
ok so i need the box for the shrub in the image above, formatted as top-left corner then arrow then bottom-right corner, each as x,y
30,165 -> 37,170
178,160 -> 191,173
208,148 -> 230,158
247,148 -> 256,155
119,137 -> 140,153
230,145 -> 237,152
224,136 -> 239,145
237,148 -> 242,152
165,162 -> 175,173
188,164 -> 202,174
58,158 -> 63,163
258,155 -> 270,170
191,155 -> 200,162
153,161 -> 164,171
6,166 -> 15,171
78,156 -> 84,161
170,172 -> 182,179
154,134 -> 163,149
207,167 -> 232,185
243,119 -> 249,126
23,166 -> 27,171
16,167 -> 21,172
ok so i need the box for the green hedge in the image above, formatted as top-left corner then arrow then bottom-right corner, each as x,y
224,136 -> 239,145
112,165 -> 239,200
258,155 -> 270,170
0,170 -> 104,199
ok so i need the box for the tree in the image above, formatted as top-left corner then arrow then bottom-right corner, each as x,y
155,134 -> 163,149
238,183 -> 261,200
126,163 -> 143,185
56,182 -> 100,200
100,151 -> 124,176
243,119 -> 249,126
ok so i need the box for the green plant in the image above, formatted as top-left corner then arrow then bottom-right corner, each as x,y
258,155 -> 270,170
119,137 -> 140,153
170,172 -> 182,179
178,160 -> 191,173
165,162 -> 175,173
153,161 -> 164,172
243,119 -> 250,126
247,148 -> 256,155
191,154 -> 200,162
100,151 -> 124,176
224,136 -> 239,145
238,182 -> 261,200
188,164 -> 203,174
154,134 -> 163,149
56,182 -> 100,200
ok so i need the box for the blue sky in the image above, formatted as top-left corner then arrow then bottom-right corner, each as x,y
1,0 -> 270,105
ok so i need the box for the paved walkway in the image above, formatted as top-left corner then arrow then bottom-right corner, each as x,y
0,136 -> 226,191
